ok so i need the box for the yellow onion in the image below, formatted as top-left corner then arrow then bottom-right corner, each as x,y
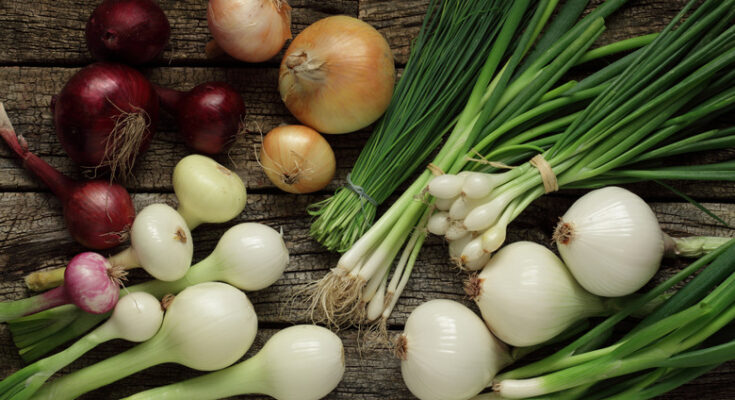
259,125 -> 336,193
278,16 -> 395,134
207,0 -> 292,62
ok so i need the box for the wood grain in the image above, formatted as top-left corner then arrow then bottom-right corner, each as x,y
0,0 -> 734,399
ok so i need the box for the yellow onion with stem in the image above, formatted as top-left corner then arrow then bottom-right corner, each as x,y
278,15 -> 395,134
259,125 -> 336,194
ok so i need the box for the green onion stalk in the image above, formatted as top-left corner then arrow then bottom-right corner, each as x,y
494,240 -> 735,399
431,0 -> 735,270
307,0 -> 521,252
300,0 -> 641,328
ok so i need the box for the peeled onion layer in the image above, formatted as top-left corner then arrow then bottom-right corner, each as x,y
122,325 -> 345,400
398,299 -> 510,400
207,0 -> 292,62
259,125 -> 336,194
469,241 -> 606,347
555,186 -> 664,297
53,62 -> 159,180
279,15 -> 395,134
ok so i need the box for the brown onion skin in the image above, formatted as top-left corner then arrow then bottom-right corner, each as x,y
86,0 -> 171,65
53,62 -> 158,172
155,82 -> 246,155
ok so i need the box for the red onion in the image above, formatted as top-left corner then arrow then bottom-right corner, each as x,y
154,82 -> 246,155
0,103 -> 135,250
53,62 -> 159,179
86,0 -> 171,65
0,253 -> 121,322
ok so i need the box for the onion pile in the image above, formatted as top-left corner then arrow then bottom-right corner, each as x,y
0,103 -> 135,250
86,0 -> 170,65
155,82 -> 246,155
279,15 -> 395,134
207,0 -> 292,62
259,125 -> 336,193
53,62 -> 159,179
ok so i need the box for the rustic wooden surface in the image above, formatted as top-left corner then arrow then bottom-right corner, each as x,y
0,0 -> 734,399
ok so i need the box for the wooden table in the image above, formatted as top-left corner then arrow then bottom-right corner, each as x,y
0,0 -> 733,398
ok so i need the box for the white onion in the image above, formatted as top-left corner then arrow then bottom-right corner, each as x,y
173,154 -> 247,229
460,236 -> 486,265
428,174 -> 465,199
555,186 -> 664,297
103,292 -> 164,342
449,234 -> 473,260
468,241 -> 605,347
445,220 -> 469,241
462,172 -> 502,199
427,211 -> 450,235
207,0 -> 292,63
435,196 -> 456,211
398,299 -> 510,400
463,193 -> 512,232
129,203 -> 193,281
209,223 -> 289,291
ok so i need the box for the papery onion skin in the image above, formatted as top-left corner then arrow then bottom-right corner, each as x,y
260,125 -> 336,194
470,241 -> 605,347
86,0 -> 171,65
155,82 -> 246,155
279,15 -> 395,134
399,299 -> 509,400
53,62 -> 159,176
207,0 -> 292,63
555,186 -> 664,297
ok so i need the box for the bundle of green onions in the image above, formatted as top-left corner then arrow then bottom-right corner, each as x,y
303,0 -> 735,329
494,239 -> 735,399
308,0 -> 523,251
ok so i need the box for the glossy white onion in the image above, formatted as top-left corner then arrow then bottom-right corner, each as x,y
398,299 -> 510,400
555,186 -> 664,297
427,211 -> 450,235
209,223 -> 289,291
130,203 -> 193,281
279,16 -> 395,134
260,125 -> 336,194
468,241 -> 605,347
207,0 -> 292,62
448,234 -> 473,259
462,172 -> 502,199
173,154 -> 247,229
435,196 -> 456,211
428,174 -> 465,199
103,292 -> 164,342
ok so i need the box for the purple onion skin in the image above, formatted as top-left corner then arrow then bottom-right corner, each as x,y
156,82 -> 246,155
64,252 -> 119,314
53,62 -> 158,170
86,0 -> 171,65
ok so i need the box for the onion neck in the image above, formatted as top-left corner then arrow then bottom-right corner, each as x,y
109,246 -> 141,269
176,204 -> 203,230
663,233 -> 731,258
284,50 -> 328,83
0,127 -> 75,201
153,84 -> 186,114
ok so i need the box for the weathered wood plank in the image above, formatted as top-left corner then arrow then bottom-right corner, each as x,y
1,66 -> 733,198
0,0 -> 358,66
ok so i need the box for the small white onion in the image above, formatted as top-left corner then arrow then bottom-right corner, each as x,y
463,194 -> 512,232
398,299 -> 509,400
210,223 -> 289,291
481,221 -> 508,254
130,204 -> 193,281
469,241 -> 605,347
463,252 -> 491,271
435,196 -> 456,211
428,174 -> 465,199
173,154 -> 247,229
427,211 -> 450,235
555,186 -> 664,297
448,234 -> 473,259
445,220 -> 469,241
462,172 -> 502,199
460,236 -> 486,266
104,292 -> 163,342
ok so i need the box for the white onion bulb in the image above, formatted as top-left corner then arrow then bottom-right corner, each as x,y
427,211 -> 450,235
468,241 -> 605,347
428,174 -> 465,199
398,299 -> 510,400
130,203 -> 193,281
555,186 -> 664,297
207,0 -> 292,63
279,16 -> 395,134
260,125 -> 336,194
104,292 -> 164,342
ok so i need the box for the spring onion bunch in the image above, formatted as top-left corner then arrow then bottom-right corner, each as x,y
7,222 -> 288,362
303,0 -> 639,327
307,0 -> 521,251
494,239 -> 735,399
430,0 -> 735,269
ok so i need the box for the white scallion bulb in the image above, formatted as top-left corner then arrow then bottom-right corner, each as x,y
427,211 -> 450,236
555,187 -> 664,297
460,236 -> 486,266
445,220 -> 469,241
130,203 -> 193,281
462,172 -> 501,199
468,241 -> 605,347
435,196 -> 456,211
449,234 -> 473,259
428,174 -> 465,199
398,299 -> 510,400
